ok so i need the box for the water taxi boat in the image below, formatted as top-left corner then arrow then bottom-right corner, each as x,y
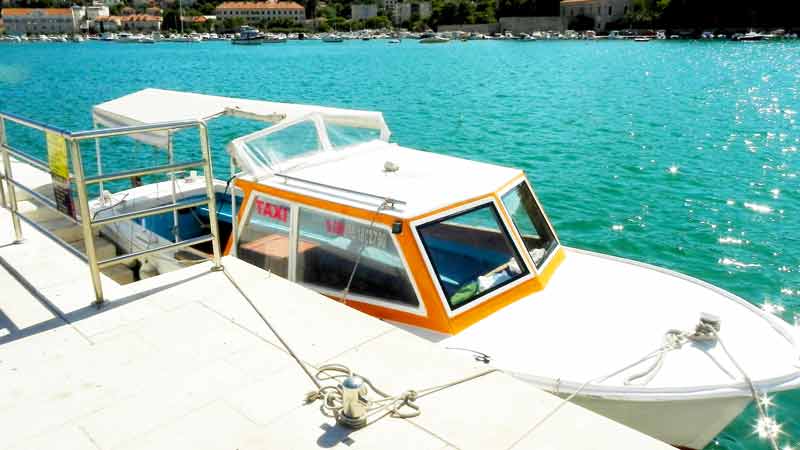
232,26 -> 264,45
56,89 -> 800,449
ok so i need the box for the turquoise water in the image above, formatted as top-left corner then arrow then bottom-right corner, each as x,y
1,40 -> 799,449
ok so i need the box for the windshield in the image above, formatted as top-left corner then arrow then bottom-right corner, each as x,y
501,182 -> 557,268
417,203 -> 528,311
231,114 -> 386,176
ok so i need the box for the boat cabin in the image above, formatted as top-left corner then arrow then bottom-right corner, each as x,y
226,110 -> 565,335
88,88 -> 565,335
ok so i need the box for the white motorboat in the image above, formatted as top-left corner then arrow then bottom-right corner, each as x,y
232,26 -> 264,45
263,33 -> 287,43
322,34 -> 344,43
65,89 -> 800,450
419,34 -> 450,44
171,33 -> 202,43
100,32 -> 117,41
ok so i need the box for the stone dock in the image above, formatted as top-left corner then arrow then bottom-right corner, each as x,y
0,162 -> 673,450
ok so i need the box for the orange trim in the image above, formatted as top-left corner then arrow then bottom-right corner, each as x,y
228,175 -> 565,336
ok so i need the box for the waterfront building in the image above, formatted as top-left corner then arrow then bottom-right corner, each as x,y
145,6 -> 162,16
120,14 -> 162,31
560,0 -> 630,31
351,3 -> 377,21
85,3 -> 111,20
92,14 -> 162,32
393,1 -> 431,25
93,15 -> 122,31
1,6 -> 84,35
214,1 -> 305,24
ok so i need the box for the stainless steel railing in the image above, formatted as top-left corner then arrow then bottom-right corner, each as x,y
0,113 -> 223,306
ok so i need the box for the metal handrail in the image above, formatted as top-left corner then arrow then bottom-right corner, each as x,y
97,234 -> 213,269
69,119 -> 202,141
277,172 -> 407,207
0,114 -> 223,306
2,143 -> 54,175
91,198 -> 209,227
4,177 -> 80,225
0,111 -> 71,138
84,159 -> 206,185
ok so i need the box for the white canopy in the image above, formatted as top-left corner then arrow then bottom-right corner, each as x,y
91,88 -> 391,150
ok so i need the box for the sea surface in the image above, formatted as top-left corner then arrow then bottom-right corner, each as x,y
1,39 -> 799,449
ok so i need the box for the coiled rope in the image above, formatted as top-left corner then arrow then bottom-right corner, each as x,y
305,364 -> 497,427
512,317 -> 783,450
222,258 -> 497,429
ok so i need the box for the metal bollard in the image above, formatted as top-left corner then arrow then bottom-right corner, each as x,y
338,375 -> 369,429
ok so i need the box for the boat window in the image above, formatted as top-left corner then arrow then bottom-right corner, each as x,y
295,208 -> 419,307
501,182 -> 557,268
237,196 -> 292,278
417,203 -> 528,311
238,119 -> 323,173
325,122 -> 381,149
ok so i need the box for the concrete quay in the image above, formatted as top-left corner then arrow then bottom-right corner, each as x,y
0,192 -> 673,449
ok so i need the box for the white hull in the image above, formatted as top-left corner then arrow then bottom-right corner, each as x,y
531,380 -> 750,449
438,247 -> 800,449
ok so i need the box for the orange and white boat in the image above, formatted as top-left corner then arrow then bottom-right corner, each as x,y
90,89 -> 800,449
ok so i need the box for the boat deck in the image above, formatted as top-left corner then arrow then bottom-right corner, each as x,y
0,198 -> 672,449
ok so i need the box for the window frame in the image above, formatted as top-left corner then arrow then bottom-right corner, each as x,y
497,178 -> 561,273
411,197 -> 535,318
237,190 -> 426,316
496,180 -> 560,270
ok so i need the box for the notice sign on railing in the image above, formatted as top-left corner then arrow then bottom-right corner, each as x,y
46,132 -> 75,218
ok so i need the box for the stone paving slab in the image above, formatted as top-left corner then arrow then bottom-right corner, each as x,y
0,197 -> 674,450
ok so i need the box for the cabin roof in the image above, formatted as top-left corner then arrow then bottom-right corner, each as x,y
91,88 -> 389,149
255,140 -> 523,219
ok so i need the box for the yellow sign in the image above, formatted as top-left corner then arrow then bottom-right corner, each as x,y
46,132 -> 69,179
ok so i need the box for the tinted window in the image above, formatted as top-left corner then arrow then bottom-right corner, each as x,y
501,182 -> 557,268
417,203 -> 528,310
295,208 -> 418,307
237,195 -> 292,278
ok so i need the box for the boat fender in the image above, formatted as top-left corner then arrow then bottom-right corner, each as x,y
139,258 -> 159,279
100,190 -> 113,206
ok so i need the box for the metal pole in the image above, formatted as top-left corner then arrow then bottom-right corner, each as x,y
198,122 -> 222,270
168,131 -> 179,242
229,155 -> 237,258
69,138 -> 104,306
0,118 -> 22,242
93,119 -> 104,194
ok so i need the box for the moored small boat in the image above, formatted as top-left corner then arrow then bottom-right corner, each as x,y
45,89 -> 800,450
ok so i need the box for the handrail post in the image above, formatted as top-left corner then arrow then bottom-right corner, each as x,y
198,122 -> 222,270
0,120 -> 7,209
230,156 -> 238,258
69,137 -> 104,306
0,117 -> 23,242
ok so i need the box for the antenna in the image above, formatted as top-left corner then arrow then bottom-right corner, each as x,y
178,0 -> 184,34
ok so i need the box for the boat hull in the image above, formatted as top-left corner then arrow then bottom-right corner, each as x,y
565,393 -> 750,449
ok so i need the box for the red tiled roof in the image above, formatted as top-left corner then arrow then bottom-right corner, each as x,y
215,2 -> 304,11
120,14 -> 162,22
1,8 -> 73,17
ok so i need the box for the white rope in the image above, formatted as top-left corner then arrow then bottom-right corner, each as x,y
340,199 -> 392,305
511,318 -> 786,450
306,363 -> 498,427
